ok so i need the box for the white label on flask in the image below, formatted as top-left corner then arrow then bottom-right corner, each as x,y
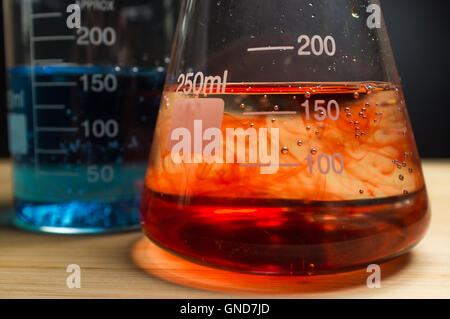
8,114 -> 28,155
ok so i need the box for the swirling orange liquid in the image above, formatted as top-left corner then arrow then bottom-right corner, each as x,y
140,82 -> 430,275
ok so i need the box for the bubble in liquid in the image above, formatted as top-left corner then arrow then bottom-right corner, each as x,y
353,92 -> 360,99
305,91 -> 311,98
307,263 -> 315,276
310,148 -> 317,155
366,85 -> 374,95
409,167 -> 413,173
315,130 -> 320,135
347,113 -> 353,118
402,161 -> 407,167
281,147 -> 289,155
297,140 -> 303,146
355,134 -> 361,139
271,118 -> 276,123
240,103 -> 245,109
403,190 -> 409,195
399,174 -> 404,181
345,107 -> 351,112
274,105 -> 279,111
359,189 -> 364,194
306,125 -> 311,131
250,123 -> 255,128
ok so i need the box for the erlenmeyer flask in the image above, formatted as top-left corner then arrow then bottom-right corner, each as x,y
140,0 -> 430,275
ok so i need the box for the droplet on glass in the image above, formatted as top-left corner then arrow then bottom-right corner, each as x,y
351,6 -> 359,18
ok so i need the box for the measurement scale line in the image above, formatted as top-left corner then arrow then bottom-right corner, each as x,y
33,82 -> 77,87
240,164 -> 301,167
37,171 -> 81,177
35,104 -> 66,110
37,127 -> 79,132
247,46 -> 295,52
33,59 -> 65,65
32,35 -> 76,42
31,12 -> 63,19
36,149 -> 69,155
243,111 -> 297,116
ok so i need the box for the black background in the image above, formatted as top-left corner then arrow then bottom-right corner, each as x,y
0,0 -> 449,158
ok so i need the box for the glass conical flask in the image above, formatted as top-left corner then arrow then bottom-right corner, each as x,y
140,0 -> 430,275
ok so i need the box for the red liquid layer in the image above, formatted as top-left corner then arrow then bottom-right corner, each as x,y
141,188 -> 429,275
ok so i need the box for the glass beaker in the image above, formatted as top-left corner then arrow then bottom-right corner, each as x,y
140,0 -> 430,275
4,0 -> 179,234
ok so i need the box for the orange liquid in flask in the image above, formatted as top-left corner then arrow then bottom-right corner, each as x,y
140,82 -> 430,275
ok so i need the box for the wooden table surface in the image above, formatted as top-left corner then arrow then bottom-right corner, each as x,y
0,160 -> 449,299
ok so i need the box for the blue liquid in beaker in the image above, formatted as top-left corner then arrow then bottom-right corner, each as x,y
8,65 -> 165,233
